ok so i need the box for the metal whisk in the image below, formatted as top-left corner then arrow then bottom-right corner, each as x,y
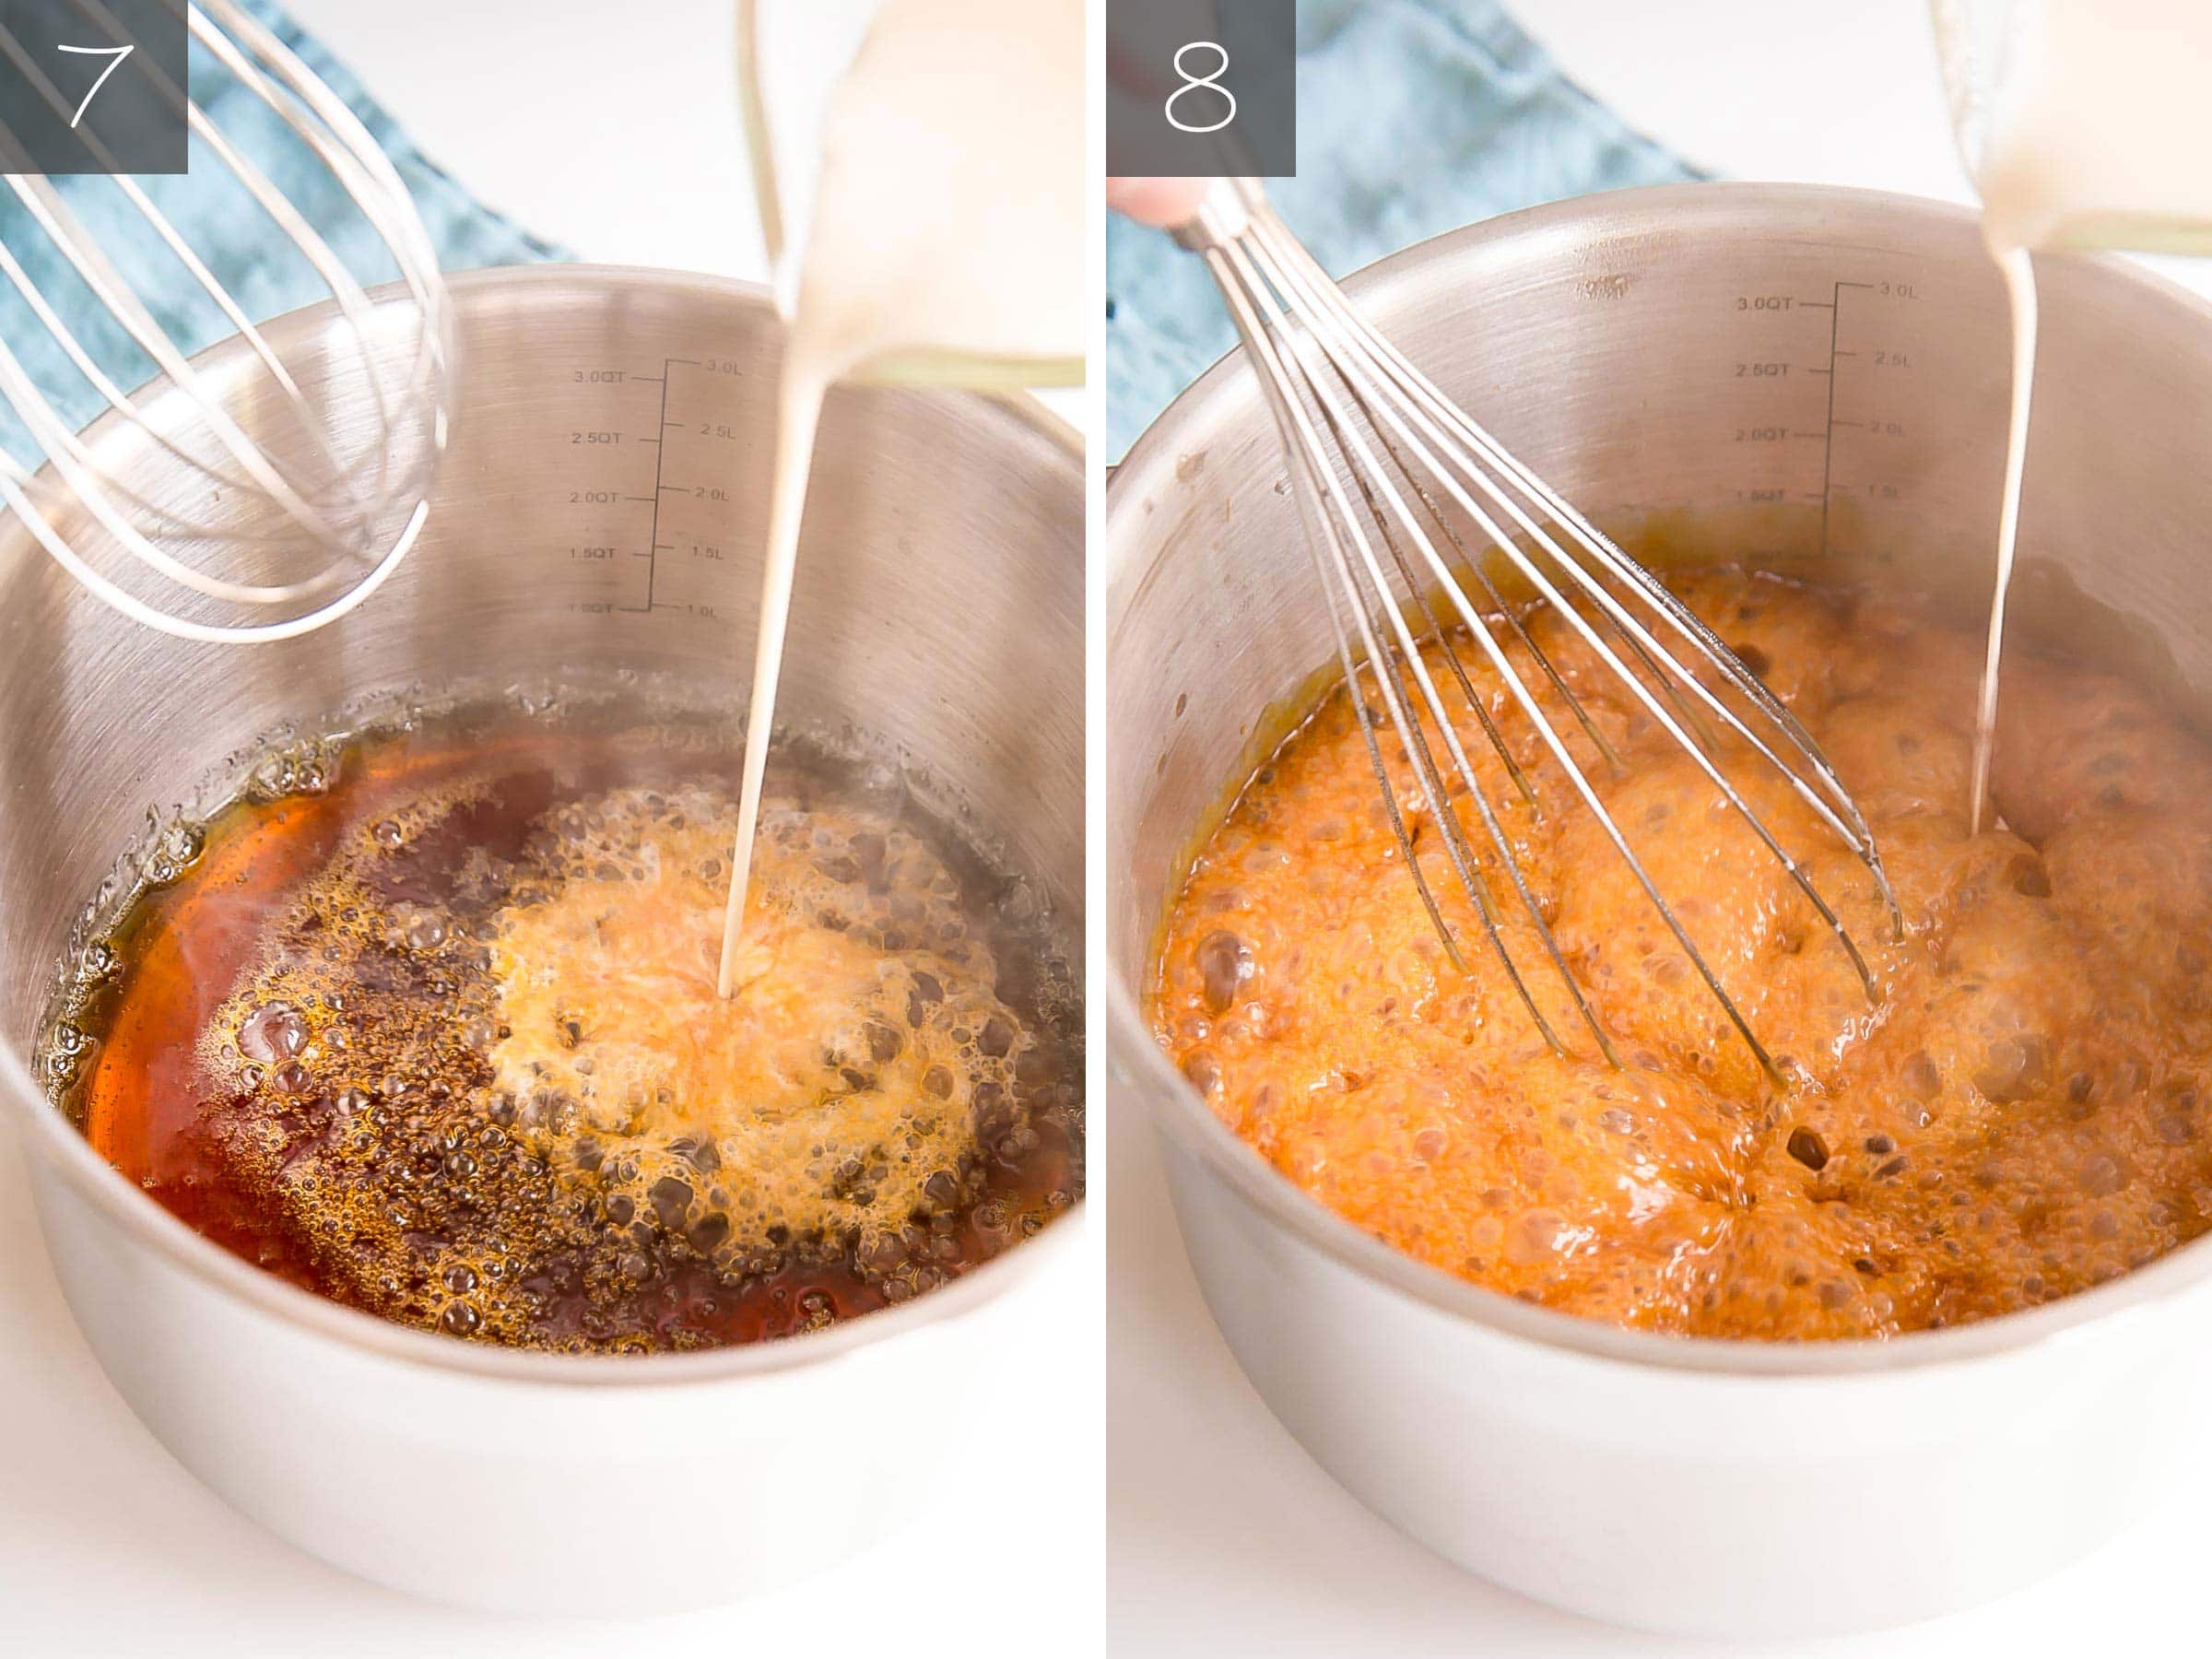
1171,177 -> 1900,1080
0,0 -> 451,644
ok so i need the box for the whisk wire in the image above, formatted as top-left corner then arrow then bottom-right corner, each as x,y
6,173 -> 347,544
1216,229 -> 1625,1062
1346,429 -> 1541,813
1260,208 -> 1899,908
1240,221 -> 1799,1075
0,30 -> 345,525
1185,179 -> 1900,1080
1204,235 -> 1593,1057
0,0 -> 453,643
1364,406 -> 1629,776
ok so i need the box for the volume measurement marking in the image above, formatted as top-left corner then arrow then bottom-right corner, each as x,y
1804,279 -> 1872,557
567,356 -> 744,617
616,357 -> 708,615
1736,279 -> 1912,556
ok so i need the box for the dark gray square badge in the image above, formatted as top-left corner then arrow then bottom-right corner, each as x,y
0,0 -> 186,175
1108,0 -> 1295,178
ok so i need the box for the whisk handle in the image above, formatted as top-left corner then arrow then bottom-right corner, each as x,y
1169,176 -> 1264,251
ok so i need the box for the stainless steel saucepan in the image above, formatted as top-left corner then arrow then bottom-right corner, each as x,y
0,265 -> 1083,1613
1107,183 -> 2212,1639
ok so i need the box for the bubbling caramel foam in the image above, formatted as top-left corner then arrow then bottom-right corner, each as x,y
72,717 -> 1080,1353
1153,566 -> 2212,1340
479,786 -> 1031,1259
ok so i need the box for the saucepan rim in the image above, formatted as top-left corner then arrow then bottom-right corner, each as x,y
0,263 -> 1086,1391
1107,181 -> 2212,1381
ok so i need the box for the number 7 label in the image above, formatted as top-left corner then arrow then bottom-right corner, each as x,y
57,41 -> 133,130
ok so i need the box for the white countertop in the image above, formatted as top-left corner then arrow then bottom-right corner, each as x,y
1108,0 -> 2209,1654
0,3 -> 1098,1653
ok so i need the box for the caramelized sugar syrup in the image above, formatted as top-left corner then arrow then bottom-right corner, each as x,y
55,711 -> 1081,1353
1155,567 -> 2212,1339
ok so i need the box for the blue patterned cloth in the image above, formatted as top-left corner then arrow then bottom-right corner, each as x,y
0,0 -> 569,461
1106,0 -> 1703,458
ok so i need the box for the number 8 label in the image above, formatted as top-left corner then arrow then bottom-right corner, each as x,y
1164,41 -> 1235,135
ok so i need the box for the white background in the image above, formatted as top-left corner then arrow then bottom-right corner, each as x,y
1108,0 -> 2212,1655
0,2 -> 1100,1655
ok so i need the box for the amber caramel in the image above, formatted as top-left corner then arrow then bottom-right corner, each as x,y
1152,569 -> 2212,1338
64,716 -> 1082,1352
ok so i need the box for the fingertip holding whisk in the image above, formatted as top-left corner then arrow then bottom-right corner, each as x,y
1172,177 -> 1902,1083
0,0 -> 452,644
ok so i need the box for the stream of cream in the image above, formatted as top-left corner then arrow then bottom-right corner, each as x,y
1967,245 -> 2035,834
714,0 -> 1083,997
1947,0 -> 2212,830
